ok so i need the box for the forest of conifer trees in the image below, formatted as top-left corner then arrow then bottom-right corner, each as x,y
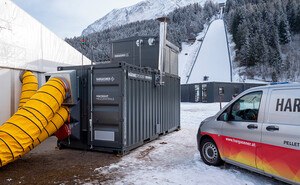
225,0 -> 300,81
66,0 -> 300,82
65,1 -> 219,62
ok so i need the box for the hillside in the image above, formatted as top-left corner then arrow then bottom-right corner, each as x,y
225,0 -> 300,82
82,0 -> 207,36
66,1 -> 219,62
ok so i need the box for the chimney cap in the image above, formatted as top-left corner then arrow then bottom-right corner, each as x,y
156,16 -> 170,22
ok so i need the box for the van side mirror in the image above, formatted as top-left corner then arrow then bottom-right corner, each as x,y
219,113 -> 228,121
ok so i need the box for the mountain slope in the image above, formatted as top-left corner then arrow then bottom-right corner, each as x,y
67,1 -> 220,62
82,0 -> 219,36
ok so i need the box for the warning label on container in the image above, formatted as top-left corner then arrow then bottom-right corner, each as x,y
95,77 -> 115,83
114,53 -> 129,58
95,94 -> 115,101
128,72 -> 152,81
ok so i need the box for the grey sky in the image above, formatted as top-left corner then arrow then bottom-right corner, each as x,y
12,0 -> 143,39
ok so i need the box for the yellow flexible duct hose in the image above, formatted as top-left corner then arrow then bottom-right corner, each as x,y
18,71 -> 38,109
3,106 -> 69,166
27,106 -> 69,151
0,77 -> 68,167
17,72 -> 69,151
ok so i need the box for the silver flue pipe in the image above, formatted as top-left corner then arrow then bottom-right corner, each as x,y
157,16 -> 170,85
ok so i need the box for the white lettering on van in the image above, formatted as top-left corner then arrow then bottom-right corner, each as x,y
225,137 -> 256,147
276,98 -> 300,112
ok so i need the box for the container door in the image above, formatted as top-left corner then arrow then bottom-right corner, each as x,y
220,91 -> 263,168
257,88 -> 300,183
90,68 -> 123,149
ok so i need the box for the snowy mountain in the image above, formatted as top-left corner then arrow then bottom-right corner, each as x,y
82,0 -> 225,36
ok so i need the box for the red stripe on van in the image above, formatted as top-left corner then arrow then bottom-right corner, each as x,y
200,132 -> 300,183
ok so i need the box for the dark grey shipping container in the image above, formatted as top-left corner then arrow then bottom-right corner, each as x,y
57,62 -> 180,153
181,82 -> 266,103
112,36 -> 159,69
111,36 -> 179,75
181,84 -> 202,102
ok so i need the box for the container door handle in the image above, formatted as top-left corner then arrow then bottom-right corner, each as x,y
247,124 -> 258,129
266,126 -> 279,132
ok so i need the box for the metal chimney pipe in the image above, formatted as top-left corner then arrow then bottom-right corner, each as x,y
157,16 -> 170,85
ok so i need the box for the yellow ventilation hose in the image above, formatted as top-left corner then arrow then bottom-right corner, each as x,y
0,77 -> 69,167
27,106 -> 69,152
17,71 -> 69,151
18,71 -> 38,109
17,71 -> 69,164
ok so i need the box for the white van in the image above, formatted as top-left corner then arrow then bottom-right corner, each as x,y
197,83 -> 300,185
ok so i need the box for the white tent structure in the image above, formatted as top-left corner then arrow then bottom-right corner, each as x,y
0,0 -> 91,124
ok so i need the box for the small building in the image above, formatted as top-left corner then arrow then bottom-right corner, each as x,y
219,3 -> 226,8
181,82 -> 266,103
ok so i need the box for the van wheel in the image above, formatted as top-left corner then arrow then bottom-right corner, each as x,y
200,138 -> 223,166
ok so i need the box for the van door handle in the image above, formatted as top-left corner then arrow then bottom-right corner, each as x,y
247,124 -> 258,129
266,126 -> 279,131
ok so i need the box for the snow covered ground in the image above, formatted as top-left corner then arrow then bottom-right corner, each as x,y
91,103 -> 283,185
187,19 -> 231,84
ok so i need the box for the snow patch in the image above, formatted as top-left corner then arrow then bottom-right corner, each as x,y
92,103 -> 282,185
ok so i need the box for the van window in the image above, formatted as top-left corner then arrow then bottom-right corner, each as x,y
227,91 -> 262,122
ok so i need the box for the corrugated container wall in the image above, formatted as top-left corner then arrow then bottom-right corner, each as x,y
57,62 -> 180,153
111,36 -> 179,75
181,82 -> 267,103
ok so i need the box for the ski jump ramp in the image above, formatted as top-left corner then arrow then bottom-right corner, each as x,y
186,19 -> 231,84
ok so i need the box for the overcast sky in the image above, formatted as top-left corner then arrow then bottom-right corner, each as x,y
12,0 -> 143,39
